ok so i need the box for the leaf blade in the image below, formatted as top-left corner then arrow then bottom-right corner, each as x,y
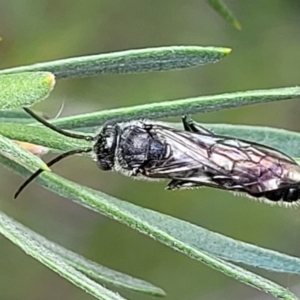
0,211 -> 126,300
0,133 -> 49,171
0,72 -> 55,110
0,123 -> 88,152
30,230 -> 165,296
207,0 -> 241,30
0,46 -> 231,79
48,86 -> 300,129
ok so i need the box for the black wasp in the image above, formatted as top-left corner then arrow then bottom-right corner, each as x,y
14,107 -> 300,205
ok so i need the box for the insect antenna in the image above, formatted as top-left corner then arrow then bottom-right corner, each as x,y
14,147 -> 92,199
23,107 -> 94,141
15,107 -> 96,199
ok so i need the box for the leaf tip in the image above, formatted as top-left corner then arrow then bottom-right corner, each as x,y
155,288 -> 167,297
44,72 -> 56,90
42,165 -> 51,172
233,20 -> 242,30
223,47 -> 232,55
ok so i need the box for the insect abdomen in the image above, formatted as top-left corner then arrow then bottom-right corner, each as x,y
251,187 -> 300,203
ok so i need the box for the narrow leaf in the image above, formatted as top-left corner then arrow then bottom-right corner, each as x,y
0,123 -> 88,152
0,109 -> 50,124
29,228 -> 165,296
207,0 -> 241,30
0,109 -> 32,119
0,133 -> 49,171
0,211 -> 126,300
0,72 -> 55,110
48,86 -> 300,129
0,46 -> 231,79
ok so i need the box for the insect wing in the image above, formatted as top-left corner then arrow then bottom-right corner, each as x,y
144,126 -> 227,176
145,125 -> 300,195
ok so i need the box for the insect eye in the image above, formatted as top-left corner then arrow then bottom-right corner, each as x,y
93,124 -> 118,171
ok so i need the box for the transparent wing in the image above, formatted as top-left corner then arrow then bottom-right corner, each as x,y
144,125 -> 300,194
145,126 -> 228,176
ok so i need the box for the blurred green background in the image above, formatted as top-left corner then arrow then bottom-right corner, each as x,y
1,1 -> 300,299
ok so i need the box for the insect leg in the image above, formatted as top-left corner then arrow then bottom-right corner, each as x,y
182,116 -> 214,135
166,179 -> 203,190
284,188 -> 300,202
131,167 -> 145,176
141,123 -> 155,139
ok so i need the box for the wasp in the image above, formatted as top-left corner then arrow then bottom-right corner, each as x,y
14,107 -> 300,205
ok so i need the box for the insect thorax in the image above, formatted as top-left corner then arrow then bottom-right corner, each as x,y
93,121 -> 169,175
115,123 -> 168,172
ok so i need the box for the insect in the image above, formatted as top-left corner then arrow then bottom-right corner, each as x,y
14,107 -> 300,205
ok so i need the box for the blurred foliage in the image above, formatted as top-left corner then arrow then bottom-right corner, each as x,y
207,0 -> 241,30
1,1 -> 300,300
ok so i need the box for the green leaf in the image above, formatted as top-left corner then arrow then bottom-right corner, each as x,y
0,109 -> 54,125
30,229 -> 165,296
0,109 -> 32,119
0,133 -> 49,171
207,0 -> 241,30
47,86 -> 300,129
0,211 -> 127,300
0,72 -> 55,110
0,109 -> 51,124
0,212 -> 164,297
0,46 -> 231,79
1,156 -> 298,300
0,123 -> 88,152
